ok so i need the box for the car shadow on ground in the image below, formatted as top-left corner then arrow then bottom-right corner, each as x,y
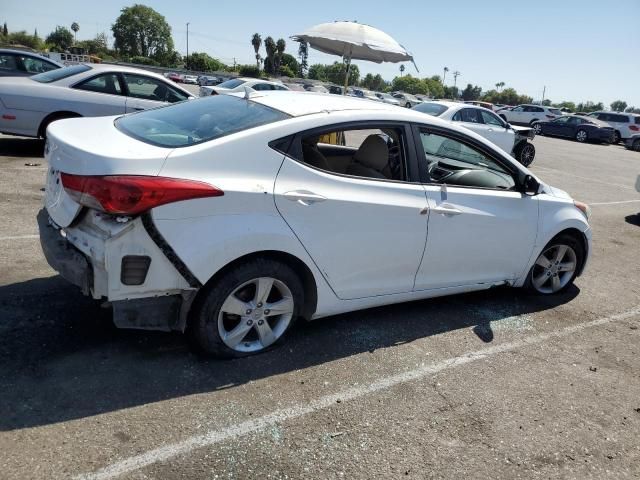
625,213 -> 640,227
0,137 -> 44,158
0,275 -> 578,431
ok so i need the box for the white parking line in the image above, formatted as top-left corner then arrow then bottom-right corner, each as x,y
0,234 -> 38,241
589,199 -> 640,206
75,306 -> 640,480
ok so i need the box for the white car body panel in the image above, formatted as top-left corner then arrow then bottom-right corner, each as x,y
0,64 -> 193,137
39,92 -> 591,330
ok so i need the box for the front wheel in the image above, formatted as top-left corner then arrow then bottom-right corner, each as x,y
405,102 -> 411,108
514,142 -> 535,167
524,234 -> 584,295
532,122 -> 543,135
575,129 -> 588,143
189,259 -> 304,358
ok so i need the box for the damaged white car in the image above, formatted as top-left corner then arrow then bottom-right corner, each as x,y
39,92 -> 591,357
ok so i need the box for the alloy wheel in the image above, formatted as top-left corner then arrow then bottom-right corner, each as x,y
531,244 -> 577,294
576,130 -> 587,142
633,140 -> 640,152
217,277 -> 294,353
520,144 -> 535,166
533,123 -> 542,135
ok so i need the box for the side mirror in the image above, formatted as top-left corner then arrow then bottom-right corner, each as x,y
521,174 -> 540,195
504,122 -> 511,129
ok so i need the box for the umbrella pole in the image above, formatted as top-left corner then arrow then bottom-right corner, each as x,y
343,54 -> 351,95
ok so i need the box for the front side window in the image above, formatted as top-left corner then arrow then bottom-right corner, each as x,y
123,74 -> 188,103
419,130 -> 515,190
552,117 -> 570,124
479,110 -> 504,126
31,64 -> 91,83
116,95 -> 290,148
512,106 -> 524,112
252,83 -> 273,91
75,73 -> 122,95
296,126 -> 409,182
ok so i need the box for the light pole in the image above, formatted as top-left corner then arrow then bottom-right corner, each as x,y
453,71 -> 460,90
186,22 -> 190,70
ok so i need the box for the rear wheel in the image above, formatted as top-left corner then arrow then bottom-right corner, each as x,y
525,234 -> 583,295
189,259 -> 303,358
612,131 -> 621,144
405,102 -> 411,108
514,141 -> 535,167
633,139 -> 640,152
532,122 -> 543,135
529,118 -> 540,126
575,129 -> 588,143
38,113 -> 81,139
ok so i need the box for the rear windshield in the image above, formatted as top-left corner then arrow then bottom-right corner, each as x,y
412,102 -> 449,117
217,78 -> 246,89
31,64 -> 91,83
115,95 -> 290,147
549,108 -> 563,115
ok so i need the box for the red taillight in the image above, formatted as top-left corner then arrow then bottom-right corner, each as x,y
61,174 -> 223,215
630,125 -> 639,131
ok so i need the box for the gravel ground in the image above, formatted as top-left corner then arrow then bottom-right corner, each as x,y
0,132 -> 639,480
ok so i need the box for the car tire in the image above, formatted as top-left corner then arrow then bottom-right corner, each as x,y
188,258 -> 304,358
524,233 -> 584,295
532,122 -> 543,135
612,131 -> 621,144
405,102 -> 411,108
514,142 -> 535,167
575,129 -> 588,143
38,113 -> 81,139
529,119 -> 540,126
633,139 -> 640,152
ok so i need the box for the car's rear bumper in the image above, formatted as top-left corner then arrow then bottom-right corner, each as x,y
37,208 -> 92,294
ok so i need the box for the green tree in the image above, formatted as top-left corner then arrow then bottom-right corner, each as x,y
274,38 -> 286,74
575,101 -> 604,113
112,4 -> 175,61
3,30 -> 42,49
625,106 -> 640,114
399,64 -> 405,76
263,36 -> 276,74
482,87 -> 532,105
461,83 -> 482,101
251,33 -> 262,71
541,99 -> 552,106
324,61 -> 359,85
71,22 -> 79,44
188,52 -> 226,72
391,74 -> 429,95
610,100 -> 627,112
495,81 -> 505,92
280,53 -> 298,77
45,26 -> 73,51
297,41 -> 308,77
308,63 -> 327,81
554,101 -> 576,112
238,64 -> 261,78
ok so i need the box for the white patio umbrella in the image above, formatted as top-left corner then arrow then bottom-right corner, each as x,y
291,21 -> 417,94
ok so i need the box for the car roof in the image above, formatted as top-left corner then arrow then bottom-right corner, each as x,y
250,91 -> 412,117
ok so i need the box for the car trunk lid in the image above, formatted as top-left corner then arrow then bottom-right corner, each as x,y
44,115 -> 172,227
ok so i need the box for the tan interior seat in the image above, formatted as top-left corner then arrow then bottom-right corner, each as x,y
302,137 -> 331,171
346,135 -> 389,179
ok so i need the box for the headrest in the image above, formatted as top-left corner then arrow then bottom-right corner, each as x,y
354,135 -> 388,171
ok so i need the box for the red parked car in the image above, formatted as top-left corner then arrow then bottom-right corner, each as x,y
167,72 -> 184,83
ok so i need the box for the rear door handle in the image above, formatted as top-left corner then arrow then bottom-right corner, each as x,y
283,190 -> 327,206
432,204 -> 463,216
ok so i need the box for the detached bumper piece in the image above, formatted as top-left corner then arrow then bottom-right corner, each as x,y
37,209 -> 92,295
112,295 -> 182,332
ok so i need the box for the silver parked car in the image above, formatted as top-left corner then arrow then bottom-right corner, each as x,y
0,49 -> 62,77
0,63 -> 194,138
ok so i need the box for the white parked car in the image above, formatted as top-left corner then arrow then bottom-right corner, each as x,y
499,104 -> 562,126
39,92 -> 591,358
183,74 -> 198,84
585,111 -> 640,143
413,101 -> 536,166
391,91 -> 421,108
0,64 -> 194,138
199,77 -> 288,97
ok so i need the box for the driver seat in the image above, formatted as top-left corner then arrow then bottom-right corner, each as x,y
346,135 -> 389,179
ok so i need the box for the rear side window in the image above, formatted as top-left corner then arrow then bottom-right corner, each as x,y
635,117 -> 640,125
116,95 -> 290,147
412,102 -> 448,116
609,114 -> 629,123
549,108 -> 563,115
0,54 -> 17,71
31,64 -> 91,83
217,78 -> 246,89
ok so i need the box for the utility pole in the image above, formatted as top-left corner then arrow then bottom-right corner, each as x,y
542,85 -> 546,103
186,22 -> 190,70
453,71 -> 460,88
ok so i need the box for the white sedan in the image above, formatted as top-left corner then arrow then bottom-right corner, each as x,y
413,101 -> 537,166
0,64 -> 194,138
39,91 -> 592,358
199,77 -> 289,97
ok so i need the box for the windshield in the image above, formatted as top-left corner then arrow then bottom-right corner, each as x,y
115,95 -> 290,148
216,78 -> 246,89
31,64 -> 91,83
412,102 -> 449,117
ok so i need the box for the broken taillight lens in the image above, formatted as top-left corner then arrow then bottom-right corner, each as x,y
61,174 -> 223,215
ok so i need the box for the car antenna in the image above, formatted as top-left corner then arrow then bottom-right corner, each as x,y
243,86 -> 255,99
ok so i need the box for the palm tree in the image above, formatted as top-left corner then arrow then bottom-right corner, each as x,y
443,66 -> 449,84
275,38 -> 286,74
399,64 -> 405,76
71,22 -> 79,44
251,33 -> 262,71
495,81 -> 505,92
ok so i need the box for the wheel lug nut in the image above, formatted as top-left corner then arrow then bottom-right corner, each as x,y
247,319 -> 253,326
246,309 -> 252,314
258,320 -> 264,325
257,302 -> 263,308
264,309 -> 270,315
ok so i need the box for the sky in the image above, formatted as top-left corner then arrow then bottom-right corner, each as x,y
3,0 -> 639,107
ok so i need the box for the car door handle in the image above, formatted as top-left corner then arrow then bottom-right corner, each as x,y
283,190 -> 327,205
432,204 -> 463,216
487,128 -> 494,132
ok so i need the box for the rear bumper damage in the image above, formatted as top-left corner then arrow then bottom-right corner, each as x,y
37,208 -> 198,331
